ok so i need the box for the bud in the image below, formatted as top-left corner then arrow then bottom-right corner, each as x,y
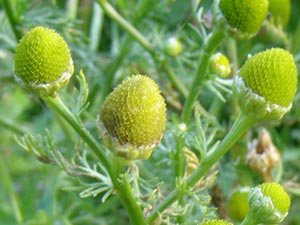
14,27 -> 73,96
269,0 -> 291,28
219,0 -> 269,36
209,53 -> 231,78
198,219 -> 233,225
234,48 -> 297,122
165,37 -> 183,57
98,75 -> 166,160
247,182 -> 290,224
228,187 -> 250,222
246,129 -> 281,182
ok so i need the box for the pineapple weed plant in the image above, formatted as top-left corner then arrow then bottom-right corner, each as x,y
1,0 -> 300,225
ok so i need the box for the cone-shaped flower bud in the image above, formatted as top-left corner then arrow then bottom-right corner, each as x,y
247,182 -> 290,224
209,53 -> 231,78
219,0 -> 269,36
14,26 -> 73,96
269,0 -> 291,28
228,187 -> 250,222
98,75 -> 166,160
198,219 -> 233,225
234,48 -> 297,122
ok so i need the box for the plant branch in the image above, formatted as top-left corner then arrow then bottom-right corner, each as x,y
147,112 -> 255,223
181,30 -> 225,123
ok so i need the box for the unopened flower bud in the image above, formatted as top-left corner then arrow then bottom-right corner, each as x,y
247,182 -> 290,224
98,75 -> 166,160
219,0 -> 269,36
209,53 -> 231,78
198,219 -> 233,225
165,37 -> 183,57
14,27 -> 73,96
228,187 -> 250,222
234,48 -> 297,122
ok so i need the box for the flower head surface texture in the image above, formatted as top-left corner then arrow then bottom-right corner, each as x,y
99,75 -> 166,160
219,0 -> 269,34
14,26 -> 71,85
239,48 -> 297,108
259,182 -> 290,215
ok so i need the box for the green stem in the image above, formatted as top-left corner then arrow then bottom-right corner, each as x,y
66,0 -> 79,20
240,213 -> 258,225
43,95 -> 146,225
147,112 -> 255,224
96,0 -> 154,55
43,95 -> 113,177
0,117 -> 27,135
95,0 -> 188,98
1,0 -> 22,40
88,2 -> 103,52
181,30 -> 225,123
0,156 -> 24,225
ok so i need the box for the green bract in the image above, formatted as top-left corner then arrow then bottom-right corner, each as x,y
247,182 -> 290,224
234,48 -> 297,121
198,219 -> 233,225
14,26 -> 73,96
219,0 -> 269,35
98,75 -> 166,160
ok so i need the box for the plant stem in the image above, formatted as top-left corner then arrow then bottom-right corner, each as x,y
95,0 -> 188,98
43,95 -> 146,225
1,0 -> 22,40
96,0 -> 154,55
181,30 -> 225,123
147,112 -> 255,224
240,214 -> 258,225
0,156 -> 24,225
0,117 -> 27,135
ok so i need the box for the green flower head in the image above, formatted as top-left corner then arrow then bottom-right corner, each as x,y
98,75 -> 166,160
198,219 -> 233,225
219,0 -> 269,36
209,53 -> 231,78
234,48 -> 298,121
248,182 -> 290,224
14,26 -> 73,96
228,187 -> 250,222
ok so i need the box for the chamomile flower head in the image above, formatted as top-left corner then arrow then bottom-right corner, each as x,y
98,75 -> 166,160
14,26 -> 73,96
198,219 -> 233,225
248,182 -> 290,224
219,0 -> 269,36
234,48 -> 297,122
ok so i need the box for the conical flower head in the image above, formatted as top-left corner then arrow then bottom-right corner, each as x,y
248,182 -> 290,224
234,48 -> 297,121
198,219 -> 233,225
14,26 -> 73,96
99,75 -> 166,160
219,0 -> 268,36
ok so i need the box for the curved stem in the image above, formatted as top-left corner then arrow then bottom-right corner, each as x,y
181,30 -> 225,123
147,112 -> 255,223
43,95 -> 146,225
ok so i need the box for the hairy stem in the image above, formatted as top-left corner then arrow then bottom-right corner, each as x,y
181,30 -> 225,123
147,112 -> 254,223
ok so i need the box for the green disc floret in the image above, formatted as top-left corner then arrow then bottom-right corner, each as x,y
259,182 -> 290,215
14,26 -> 71,85
239,48 -> 297,107
198,219 -> 233,225
99,75 -> 166,160
219,0 -> 269,35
